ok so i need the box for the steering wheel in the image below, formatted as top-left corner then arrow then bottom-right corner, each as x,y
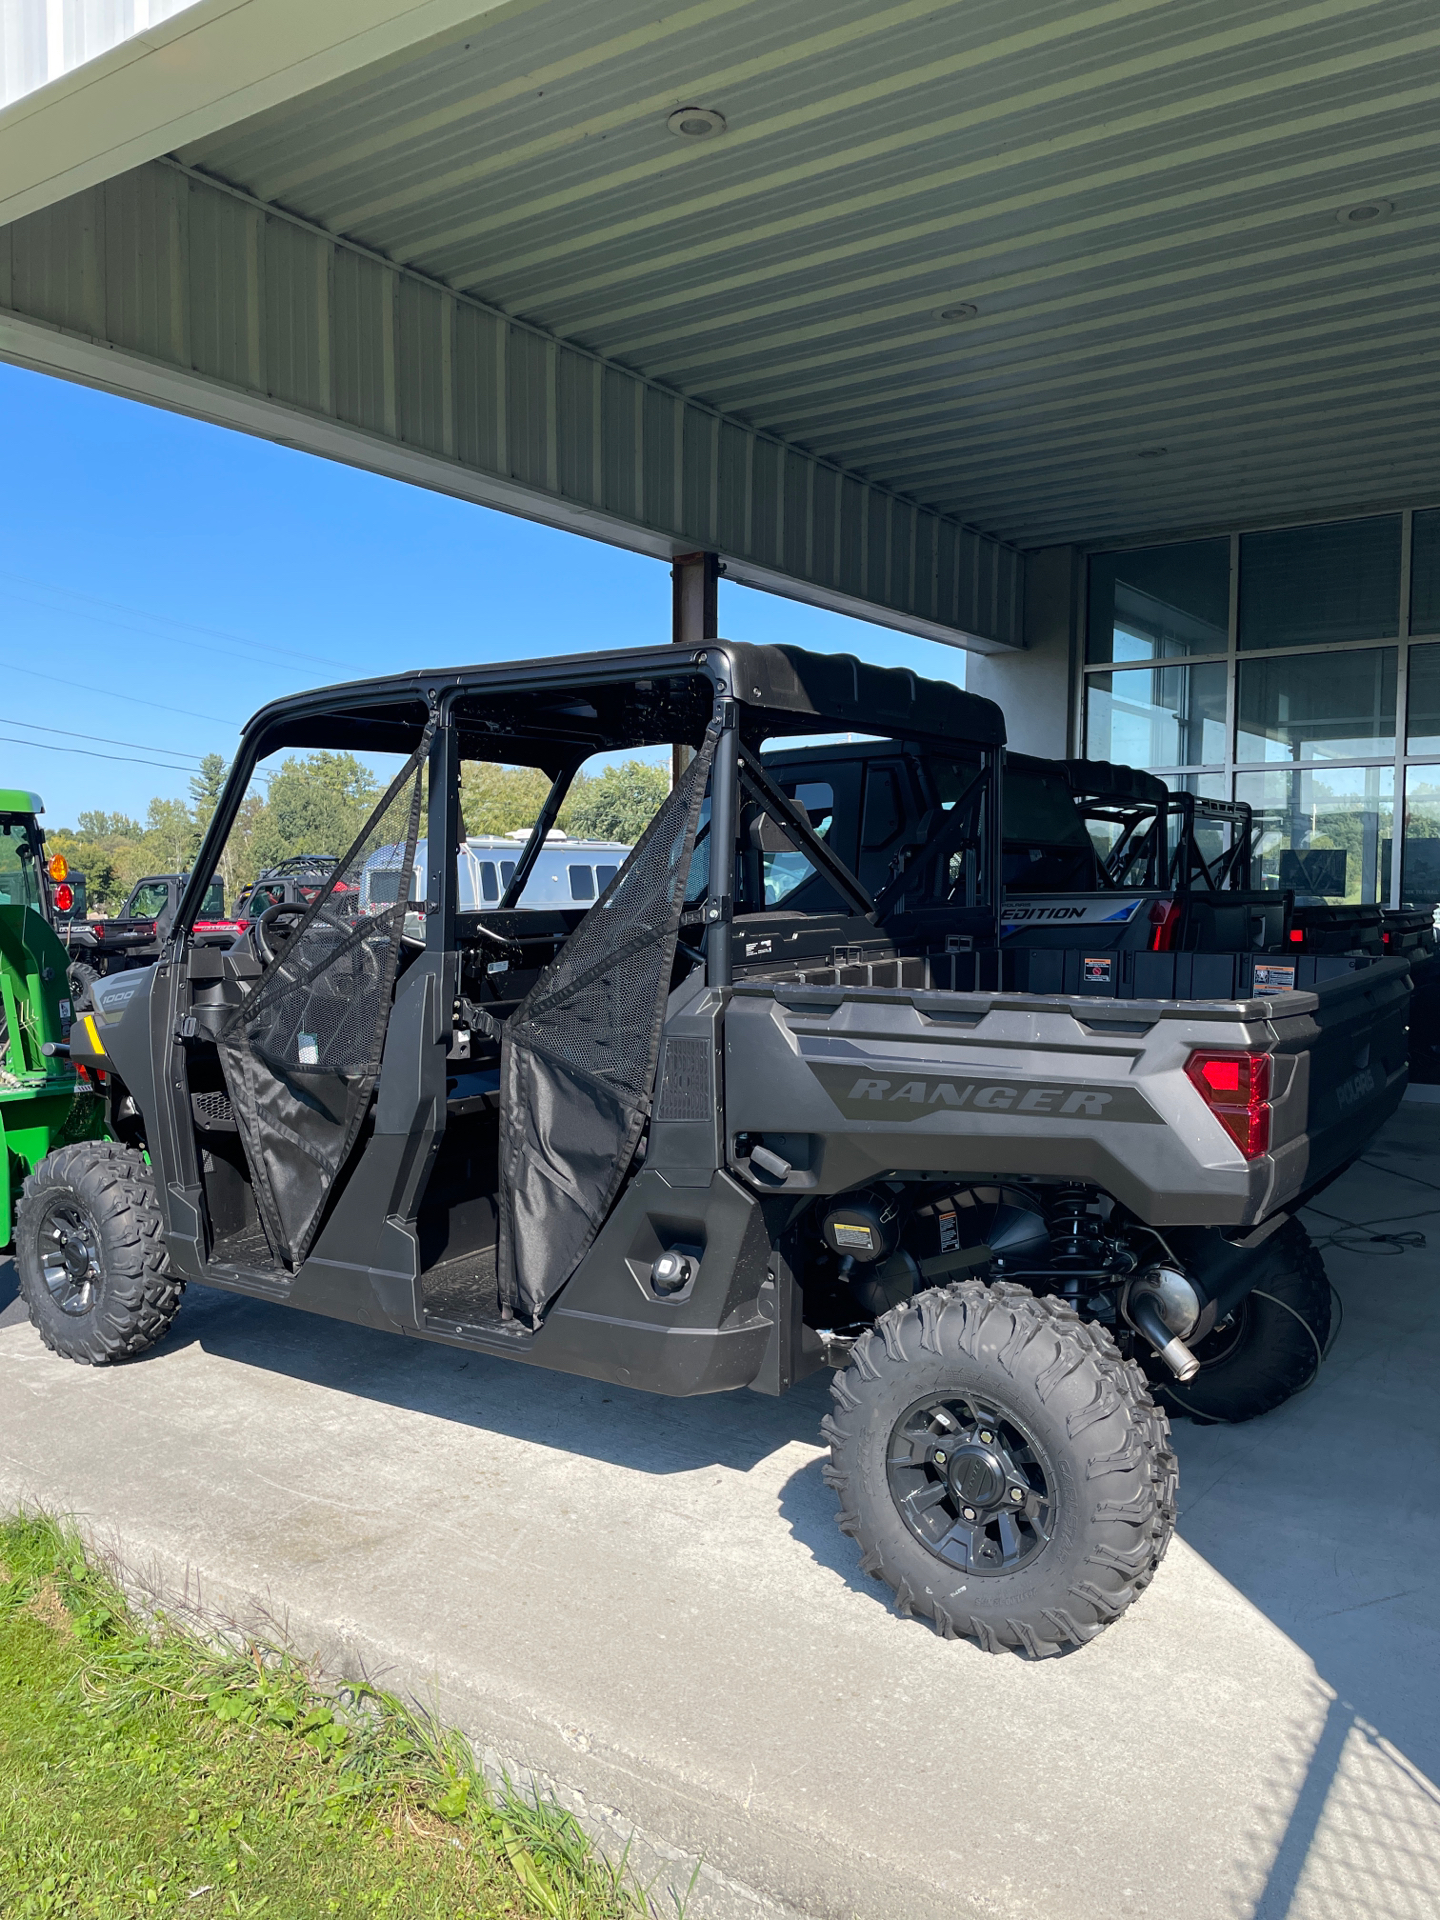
254,900 -> 360,968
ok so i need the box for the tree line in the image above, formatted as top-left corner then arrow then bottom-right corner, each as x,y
50,752 -> 669,911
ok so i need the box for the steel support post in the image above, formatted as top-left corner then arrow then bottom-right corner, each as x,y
672,551 -> 720,785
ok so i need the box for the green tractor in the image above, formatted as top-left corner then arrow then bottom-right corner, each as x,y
0,789 -> 107,1249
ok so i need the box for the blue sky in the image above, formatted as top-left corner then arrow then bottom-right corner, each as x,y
0,361 -> 964,827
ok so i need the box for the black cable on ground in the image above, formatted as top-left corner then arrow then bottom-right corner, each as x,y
1305,1201 -> 1430,1257
1357,1155 -> 1440,1197
1323,1283 -> 1345,1363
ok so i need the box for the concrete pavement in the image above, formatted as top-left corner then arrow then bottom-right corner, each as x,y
2,1106 -> 1438,1920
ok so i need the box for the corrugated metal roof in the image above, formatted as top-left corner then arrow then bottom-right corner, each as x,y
170,0 -> 1439,547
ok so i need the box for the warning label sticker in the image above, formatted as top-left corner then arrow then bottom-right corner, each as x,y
1253,963 -> 1297,993
1083,956 -> 1113,983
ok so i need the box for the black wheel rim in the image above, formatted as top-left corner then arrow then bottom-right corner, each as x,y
887,1391 -> 1054,1576
37,1199 -> 102,1317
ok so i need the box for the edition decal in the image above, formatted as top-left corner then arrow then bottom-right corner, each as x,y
999,896 -> 1146,930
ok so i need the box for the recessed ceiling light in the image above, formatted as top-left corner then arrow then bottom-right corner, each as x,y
667,106 -> 726,139
935,302 -> 979,324
1337,200 -> 1393,225
1136,446 -> 1168,459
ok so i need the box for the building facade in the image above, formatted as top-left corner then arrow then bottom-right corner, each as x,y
1074,509 -> 1440,913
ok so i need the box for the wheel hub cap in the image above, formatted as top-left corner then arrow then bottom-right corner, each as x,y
949,1447 -> 1006,1509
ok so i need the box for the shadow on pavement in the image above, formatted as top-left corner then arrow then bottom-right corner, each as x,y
1168,1105 -> 1440,1916
5,1110 -> 1437,1914
169,1276 -> 835,1479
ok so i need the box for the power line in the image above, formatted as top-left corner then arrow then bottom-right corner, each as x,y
0,569 -> 356,675
20,718 -> 212,768
0,732 -> 224,774
0,656 -> 242,727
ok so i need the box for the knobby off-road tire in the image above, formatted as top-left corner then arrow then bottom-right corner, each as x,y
823,1280 -> 1177,1657
15,1141 -> 183,1365
1145,1218 -> 1332,1424
67,959 -> 100,1004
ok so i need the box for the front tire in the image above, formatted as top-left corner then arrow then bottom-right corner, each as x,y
824,1281 -> 1176,1656
15,1142 -> 182,1365
67,959 -> 100,1004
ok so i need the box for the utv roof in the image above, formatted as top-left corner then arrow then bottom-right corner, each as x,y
1054,759 -> 1170,805
239,641 -> 1005,764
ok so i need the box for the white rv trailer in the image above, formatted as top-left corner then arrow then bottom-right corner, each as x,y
360,832 -> 632,919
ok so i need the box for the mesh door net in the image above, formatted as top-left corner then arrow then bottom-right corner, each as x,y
498,722 -> 720,1325
217,727 -> 433,1269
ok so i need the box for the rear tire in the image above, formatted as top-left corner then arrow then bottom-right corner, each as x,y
823,1280 -> 1176,1656
15,1142 -> 182,1365
1144,1218 -> 1332,1423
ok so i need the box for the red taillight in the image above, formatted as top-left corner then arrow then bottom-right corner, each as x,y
1186,1049 -> 1272,1159
92,922 -> 105,939
53,883 -> 74,912
1148,898 -> 1182,952
1289,928 -> 1304,945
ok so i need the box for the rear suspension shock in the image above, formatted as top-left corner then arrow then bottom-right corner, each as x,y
1045,1184 -> 1104,1276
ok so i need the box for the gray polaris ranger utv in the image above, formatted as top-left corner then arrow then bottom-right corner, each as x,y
758,738 -> 1420,1424
15,644 -> 1410,1657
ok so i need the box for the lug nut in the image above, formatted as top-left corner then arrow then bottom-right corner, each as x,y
934,1450 -> 947,1466
962,1506 -> 977,1521
1010,1487 -> 1024,1502
979,1430 -> 994,1444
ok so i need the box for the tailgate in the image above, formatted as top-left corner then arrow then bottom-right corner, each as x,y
1274,956 -> 1411,1195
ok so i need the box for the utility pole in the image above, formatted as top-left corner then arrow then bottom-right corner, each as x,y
671,551 -> 720,785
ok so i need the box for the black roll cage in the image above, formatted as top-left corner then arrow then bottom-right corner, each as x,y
1074,788 -> 1256,893
172,643 -> 1006,972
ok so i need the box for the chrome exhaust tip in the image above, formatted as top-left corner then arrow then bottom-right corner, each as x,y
1127,1290 -> 1202,1381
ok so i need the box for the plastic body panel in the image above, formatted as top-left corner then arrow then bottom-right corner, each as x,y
721,968 -> 1409,1231
523,1167 -> 774,1394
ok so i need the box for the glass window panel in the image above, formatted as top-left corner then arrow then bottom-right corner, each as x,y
1406,641 -> 1440,754
1411,510 -> 1440,637
1236,767 -> 1393,904
1401,768 -> 1440,910
1238,516 -> 1400,649
1086,541 -> 1229,663
0,819 -> 44,913
1236,648 -> 1395,763
1085,661 -> 1227,767
129,883 -> 170,917
1162,771 -> 1230,800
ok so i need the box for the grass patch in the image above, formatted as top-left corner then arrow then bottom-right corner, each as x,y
0,1515 -> 669,1919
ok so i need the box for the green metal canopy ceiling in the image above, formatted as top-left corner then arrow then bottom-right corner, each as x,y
172,0 -> 1440,549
